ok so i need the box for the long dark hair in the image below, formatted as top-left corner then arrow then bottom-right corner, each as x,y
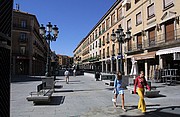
116,71 -> 122,80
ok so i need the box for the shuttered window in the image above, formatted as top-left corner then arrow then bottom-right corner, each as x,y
128,39 -> 132,51
165,21 -> 174,41
149,28 -> 155,46
137,34 -> 142,49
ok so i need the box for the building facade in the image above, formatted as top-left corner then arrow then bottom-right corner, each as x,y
74,0 -> 180,79
0,0 -> 13,116
12,9 -> 48,76
57,54 -> 73,69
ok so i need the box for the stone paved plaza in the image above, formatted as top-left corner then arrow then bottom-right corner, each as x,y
11,75 -> 180,117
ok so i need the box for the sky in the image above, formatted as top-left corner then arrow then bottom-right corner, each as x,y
14,0 -> 116,57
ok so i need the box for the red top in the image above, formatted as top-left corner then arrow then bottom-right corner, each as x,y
134,76 -> 150,93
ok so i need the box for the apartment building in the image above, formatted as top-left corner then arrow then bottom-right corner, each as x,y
57,54 -> 73,69
0,0 -> 13,116
12,9 -> 48,76
74,0 -> 180,79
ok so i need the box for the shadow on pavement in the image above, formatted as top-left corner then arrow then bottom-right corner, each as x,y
121,106 -> 180,117
11,75 -> 42,83
34,96 -> 65,106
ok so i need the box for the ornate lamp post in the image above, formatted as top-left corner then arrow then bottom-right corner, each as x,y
39,22 -> 59,77
111,26 -> 131,74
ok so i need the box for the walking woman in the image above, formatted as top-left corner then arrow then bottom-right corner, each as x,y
134,71 -> 150,113
112,71 -> 126,111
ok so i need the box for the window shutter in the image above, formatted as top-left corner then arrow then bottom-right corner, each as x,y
165,21 -> 174,41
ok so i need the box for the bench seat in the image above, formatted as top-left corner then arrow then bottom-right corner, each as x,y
26,89 -> 54,104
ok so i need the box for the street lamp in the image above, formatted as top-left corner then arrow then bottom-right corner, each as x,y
111,26 -> 131,74
39,22 -> 59,77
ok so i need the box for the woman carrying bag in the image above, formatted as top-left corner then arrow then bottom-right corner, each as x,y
134,71 -> 150,113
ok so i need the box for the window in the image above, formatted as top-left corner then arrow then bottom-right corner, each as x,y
112,44 -> 115,55
163,0 -> 174,10
102,22 -> 105,32
128,39 -> 132,51
21,20 -> 27,28
137,33 -> 142,49
20,33 -> 27,41
99,38 -> 101,47
106,17 -> 110,29
106,33 -> 109,43
127,19 -> 131,30
165,20 -> 174,42
93,43 -> 94,49
20,46 -> 26,54
103,36 -> 105,45
117,7 -> 122,21
136,12 -> 142,25
95,41 -> 97,47
99,26 -> 101,35
148,28 -> 155,46
111,12 -> 115,25
99,50 -> 101,58
103,49 -> 105,58
147,3 -> 155,19
107,47 -> 109,57
95,30 -> 97,39
126,3 -> 131,11
135,0 -> 140,4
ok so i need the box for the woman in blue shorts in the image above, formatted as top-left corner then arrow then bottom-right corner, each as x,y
112,71 -> 126,111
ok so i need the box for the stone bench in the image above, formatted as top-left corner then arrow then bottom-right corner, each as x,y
100,74 -> 115,81
127,85 -> 160,97
26,82 -> 54,104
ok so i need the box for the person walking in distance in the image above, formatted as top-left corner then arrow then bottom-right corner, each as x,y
64,69 -> 70,84
73,69 -> 76,76
134,71 -> 151,113
112,71 -> 126,112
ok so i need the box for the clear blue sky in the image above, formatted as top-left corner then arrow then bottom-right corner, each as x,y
14,0 -> 116,57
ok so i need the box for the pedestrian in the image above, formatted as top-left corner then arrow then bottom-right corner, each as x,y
112,71 -> 126,112
73,69 -> 76,76
64,69 -> 70,84
134,71 -> 150,113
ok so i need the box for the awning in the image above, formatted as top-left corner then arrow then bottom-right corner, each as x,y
156,46 -> 180,55
126,51 -> 156,60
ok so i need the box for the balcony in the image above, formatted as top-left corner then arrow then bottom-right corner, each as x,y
126,28 -> 180,53
88,56 -> 100,62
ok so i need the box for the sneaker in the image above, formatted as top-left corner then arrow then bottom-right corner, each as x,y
122,108 -> 127,112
